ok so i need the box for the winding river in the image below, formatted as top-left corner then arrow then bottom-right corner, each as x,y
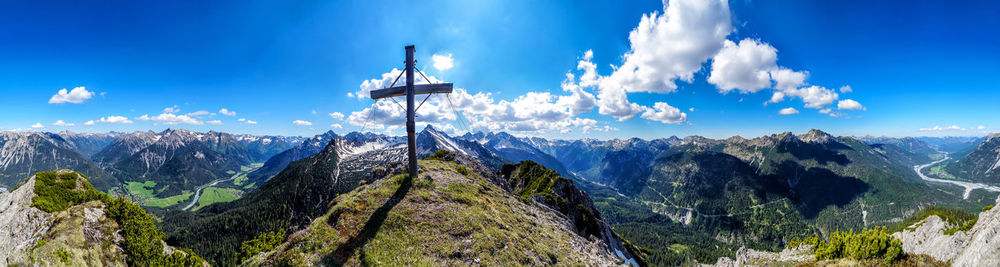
181,167 -> 256,211
914,153 -> 1000,199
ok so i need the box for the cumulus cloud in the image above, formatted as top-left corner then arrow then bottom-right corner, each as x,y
349,64 -> 601,133
839,85 -> 853,93
596,0 -> 731,120
84,116 -> 133,125
219,108 -> 236,116
784,85 -> 838,109
708,39 -> 777,93
919,125 -> 966,132
837,99 -> 865,110
330,123 -> 343,129
52,120 -> 75,127
978,125 -> 986,130
328,112 -> 345,120
163,106 -> 179,113
778,107 -> 799,115
31,122 -> 44,128
136,113 -> 202,125
770,68 -> 808,91
206,120 -> 223,125
292,120 -> 312,126
238,118 -> 257,125
48,87 -> 95,104
640,102 -> 687,124
432,53 -> 454,71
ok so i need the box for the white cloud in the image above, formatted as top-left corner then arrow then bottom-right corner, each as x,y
52,120 -> 75,127
767,91 -> 786,104
784,85 -> 838,109
770,68 -> 808,91
349,65 -> 598,133
919,125 -> 966,132
839,85 -> 853,93
206,120 -> 223,125
187,110 -> 214,117
48,87 -> 95,104
244,120 -> 257,125
136,113 -> 202,125
219,108 -> 236,116
640,102 -> 687,124
978,125 -> 986,130
31,122 -> 44,129
292,120 -> 312,126
708,39 -> 777,93
329,112 -> 345,120
596,0 -> 732,120
778,107 -> 799,115
837,99 -> 865,110
163,106 -> 179,113
432,53 -> 454,71
330,123 -> 343,129
86,116 -> 133,125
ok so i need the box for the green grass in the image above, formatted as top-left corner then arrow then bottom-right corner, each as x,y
125,181 -> 157,199
233,173 -> 249,186
194,187 -> 242,211
241,163 -> 263,172
145,191 -> 194,208
31,171 -> 110,212
233,163 -> 264,186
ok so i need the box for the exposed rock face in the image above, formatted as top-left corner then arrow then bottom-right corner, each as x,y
0,177 -> 53,264
707,246 -> 813,267
893,195 -> 1000,266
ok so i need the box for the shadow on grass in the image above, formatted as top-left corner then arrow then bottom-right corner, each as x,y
323,174 -> 413,266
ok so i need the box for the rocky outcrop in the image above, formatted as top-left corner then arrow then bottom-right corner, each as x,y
0,177 -> 53,264
893,195 -> 1000,266
707,246 -> 813,267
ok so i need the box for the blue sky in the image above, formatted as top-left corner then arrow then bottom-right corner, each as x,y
1,0 -> 998,139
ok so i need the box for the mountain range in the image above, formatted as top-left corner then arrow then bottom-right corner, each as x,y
3,126 -> 1000,265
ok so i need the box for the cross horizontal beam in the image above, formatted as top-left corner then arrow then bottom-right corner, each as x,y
370,83 -> 454,100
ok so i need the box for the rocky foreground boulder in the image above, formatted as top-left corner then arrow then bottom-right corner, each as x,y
0,170 -> 205,266
893,195 -> 1000,266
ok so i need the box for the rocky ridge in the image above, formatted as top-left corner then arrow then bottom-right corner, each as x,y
893,195 -> 1000,266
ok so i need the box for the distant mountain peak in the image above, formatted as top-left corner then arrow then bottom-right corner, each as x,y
798,129 -> 835,144
989,133 -> 1000,142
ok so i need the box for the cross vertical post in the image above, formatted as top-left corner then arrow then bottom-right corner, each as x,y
405,45 -> 417,179
368,45 -> 453,180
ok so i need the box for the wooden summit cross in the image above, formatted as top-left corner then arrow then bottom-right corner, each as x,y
370,45 -> 454,179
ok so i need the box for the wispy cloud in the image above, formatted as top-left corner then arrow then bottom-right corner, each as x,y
85,116 -> 133,125
778,107 -> 799,115
919,125 -> 966,132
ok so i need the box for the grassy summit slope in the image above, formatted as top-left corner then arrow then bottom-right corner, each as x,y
248,156 -> 631,266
